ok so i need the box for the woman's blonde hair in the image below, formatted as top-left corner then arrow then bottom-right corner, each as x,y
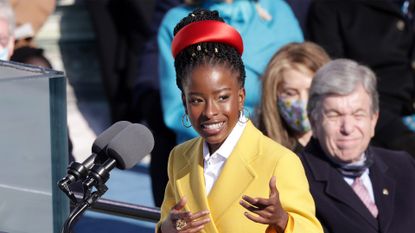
257,42 -> 330,149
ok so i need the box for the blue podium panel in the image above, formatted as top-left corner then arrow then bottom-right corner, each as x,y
0,61 -> 69,233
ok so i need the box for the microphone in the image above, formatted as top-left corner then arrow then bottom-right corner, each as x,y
58,121 -> 131,189
60,123 -> 154,233
82,123 -> 155,191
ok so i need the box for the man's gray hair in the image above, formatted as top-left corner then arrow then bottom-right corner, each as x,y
307,59 -> 379,121
0,0 -> 15,37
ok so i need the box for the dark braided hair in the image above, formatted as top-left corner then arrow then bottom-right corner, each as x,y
173,9 -> 246,92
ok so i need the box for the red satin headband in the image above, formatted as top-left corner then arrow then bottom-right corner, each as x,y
171,20 -> 244,58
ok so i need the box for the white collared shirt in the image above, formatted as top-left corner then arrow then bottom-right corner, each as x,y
203,117 -> 247,195
344,169 -> 375,202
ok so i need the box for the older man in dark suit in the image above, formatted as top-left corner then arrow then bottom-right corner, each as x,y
298,59 -> 415,233
307,0 -> 415,158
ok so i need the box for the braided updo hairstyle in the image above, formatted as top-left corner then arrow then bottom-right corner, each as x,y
173,9 -> 246,92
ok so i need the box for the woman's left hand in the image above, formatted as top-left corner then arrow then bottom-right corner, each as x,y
239,176 -> 288,233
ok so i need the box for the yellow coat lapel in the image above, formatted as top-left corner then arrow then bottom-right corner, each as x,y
208,121 -> 258,222
175,139 -> 208,212
174,138 -> 219,233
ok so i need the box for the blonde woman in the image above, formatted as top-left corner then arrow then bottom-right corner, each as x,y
257,42 -> 330,153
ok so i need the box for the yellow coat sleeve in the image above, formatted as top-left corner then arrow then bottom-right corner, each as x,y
274,151 -> 323,233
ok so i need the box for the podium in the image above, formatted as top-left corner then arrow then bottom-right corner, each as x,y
0,61 -> 69,233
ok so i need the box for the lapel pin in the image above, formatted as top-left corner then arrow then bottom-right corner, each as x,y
382,188 -> 389,195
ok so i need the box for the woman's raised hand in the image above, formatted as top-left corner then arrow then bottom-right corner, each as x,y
239,176 -> 288,233
161,196 -> 211,233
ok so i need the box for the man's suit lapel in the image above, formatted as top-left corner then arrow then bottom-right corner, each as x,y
323,170 -> 379,229
207,121 -> 257,222
175,139 -> 219,233
370,151 -> 396,233
305,140 -> 379,230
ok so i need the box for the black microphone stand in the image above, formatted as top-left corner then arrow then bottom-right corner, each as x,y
61,185 -> 108,233
58,177 -> 78,204
58,158 -> 97,204
60,161 -> 114,233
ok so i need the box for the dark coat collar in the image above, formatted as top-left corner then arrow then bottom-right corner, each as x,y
302,138 -> 395,231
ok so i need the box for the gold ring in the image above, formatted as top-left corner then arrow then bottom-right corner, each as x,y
175,218 -> 187,231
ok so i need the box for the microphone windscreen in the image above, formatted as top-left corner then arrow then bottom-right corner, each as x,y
92,121 -> 131,154
106,123 -> 155,169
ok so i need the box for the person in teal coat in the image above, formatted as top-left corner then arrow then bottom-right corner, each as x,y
158,0 -> 304,143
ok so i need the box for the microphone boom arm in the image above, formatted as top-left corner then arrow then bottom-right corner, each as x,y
61,185 -> 108,233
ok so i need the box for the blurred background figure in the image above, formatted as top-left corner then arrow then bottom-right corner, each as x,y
0,0 -> 15,60
11,45 -> 52,68
285,0 -> 312,32
85,0 -> 155,123
85,0 -> 180,207
10,0 -> 56,49
307,0 -> 415,158
131,0 -> 180,208
300,59 -> 415,233
256,42 -> 330,153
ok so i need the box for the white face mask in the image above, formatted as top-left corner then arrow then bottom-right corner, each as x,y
0,47 -> 9,60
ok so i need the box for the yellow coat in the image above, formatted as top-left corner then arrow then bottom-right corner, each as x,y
158,121 -> 323,233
